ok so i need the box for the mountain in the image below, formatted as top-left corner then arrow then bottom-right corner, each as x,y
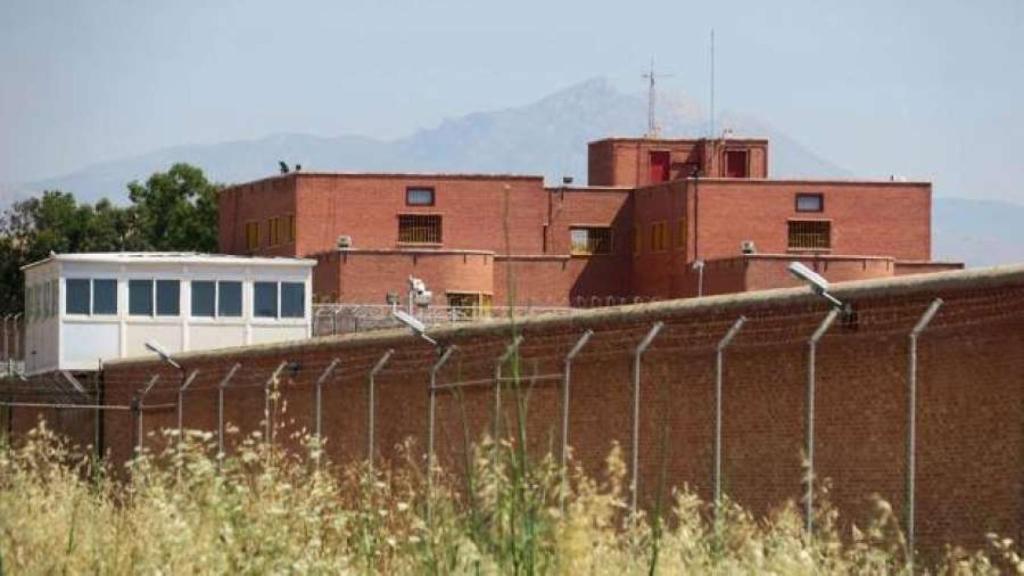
8,77 -> 849,202
4,77 -> 1022,267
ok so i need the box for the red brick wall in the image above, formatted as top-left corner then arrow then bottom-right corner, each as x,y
313,250 -> 494,304
588,138 -> 769,187
293,174 -> 548,257
687,179 -> 932,262
89,268 -> 1024,557
218,176 -> 297,256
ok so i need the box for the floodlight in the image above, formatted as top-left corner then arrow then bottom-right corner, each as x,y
788,262 -> 843,309
391,308 -> 437,346
145,339 -> 182,370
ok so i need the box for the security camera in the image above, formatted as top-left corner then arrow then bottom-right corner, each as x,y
788,262 -> 843,309
145,339 -> 182,369
391,308 -> 437,346
408,276 -> 432,307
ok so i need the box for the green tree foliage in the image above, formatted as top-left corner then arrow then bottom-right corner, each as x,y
128,163 -> 219,252
0,164 -> 221,313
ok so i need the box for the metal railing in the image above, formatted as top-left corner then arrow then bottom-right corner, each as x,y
312,304 -> 575,336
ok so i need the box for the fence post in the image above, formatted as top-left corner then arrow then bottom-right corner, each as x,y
631,321 -> 664,515
493,336 -> 524,448
176,370 -> 200,447
561,329 -> 593,511
135,374 -> 161,455
428,345 -> 457,524
805,307 -> 841,539
12,313 -> 21,371
906,298 -> 943,572
2,315 -> 9,375
367,349 -> 394,474
216,363 -> 241,458
314,358 -> 341,441
264,362 -> 288,446
714,316 -> 746,524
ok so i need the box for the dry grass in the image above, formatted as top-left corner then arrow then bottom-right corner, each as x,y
1,421 -> 1021,575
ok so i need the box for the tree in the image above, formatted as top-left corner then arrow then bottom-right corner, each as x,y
127,163 -> 219,252
0,163 -> 222,313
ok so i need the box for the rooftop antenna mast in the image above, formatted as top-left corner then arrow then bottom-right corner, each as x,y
643,58 -> 673,137
709,29 -> 715,139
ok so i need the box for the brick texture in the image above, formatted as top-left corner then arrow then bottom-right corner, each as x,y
68,268 -> 1024,558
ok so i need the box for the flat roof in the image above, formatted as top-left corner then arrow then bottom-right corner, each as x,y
590,136 -> 769,145
631,177 -> 931,190
22,252 -> 317,271
224,171 -> 545,191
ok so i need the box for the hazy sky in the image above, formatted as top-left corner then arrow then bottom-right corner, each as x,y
2,0 -> 1022,202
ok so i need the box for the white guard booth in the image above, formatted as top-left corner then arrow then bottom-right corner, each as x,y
21,253 -> 315,376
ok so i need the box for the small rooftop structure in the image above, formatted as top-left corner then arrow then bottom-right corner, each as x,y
21,252 -> 315,375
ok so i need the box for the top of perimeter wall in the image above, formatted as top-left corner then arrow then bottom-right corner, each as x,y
106,264 -> 1024,368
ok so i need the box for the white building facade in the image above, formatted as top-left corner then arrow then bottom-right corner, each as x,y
21,253 -> 315,375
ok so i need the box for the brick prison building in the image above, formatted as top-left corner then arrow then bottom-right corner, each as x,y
218,135 -> 961,310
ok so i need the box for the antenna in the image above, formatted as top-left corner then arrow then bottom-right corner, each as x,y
709,29 -> 715,139
642,58 -> 673,137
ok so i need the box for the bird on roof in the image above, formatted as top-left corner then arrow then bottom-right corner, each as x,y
279,161 -> 290,174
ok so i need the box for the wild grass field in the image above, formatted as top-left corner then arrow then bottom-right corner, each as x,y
0,419 -> 1021,575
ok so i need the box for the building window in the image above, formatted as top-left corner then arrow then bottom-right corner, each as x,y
649,151 -> 671,183
218,281 -> 243,317
398,214 -> 442,244
570,227 -> 613,255
796,193 -> 824,213
156,280 -> 180,316
649,221 -> 670,252
245,222 -> 260,251
281,282 -> 305,318
676,218 -> 687,251
254,282 -> 278,318
191,281 -> 216,317
93,279 -> 117,315
406,187 -> 435,206
447,292 -> 492,319
287,214 -> 296,243
725,150 -> 749,178
129,280 -> 154,316
267,217 -> 280,247
788,220 -> 831,250
66,279 -> 90,315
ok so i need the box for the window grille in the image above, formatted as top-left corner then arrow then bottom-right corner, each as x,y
398,214 -> 442,244
788,220 -> 831,250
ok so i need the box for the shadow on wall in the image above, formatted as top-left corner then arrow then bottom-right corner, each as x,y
569,205 -> 634,304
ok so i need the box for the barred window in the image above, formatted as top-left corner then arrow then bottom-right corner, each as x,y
788,220 -> 831,250
570,227 -> 612,255
398,214 -> 442,244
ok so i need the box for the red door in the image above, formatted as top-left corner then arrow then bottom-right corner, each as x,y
649,151 -> 671,184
